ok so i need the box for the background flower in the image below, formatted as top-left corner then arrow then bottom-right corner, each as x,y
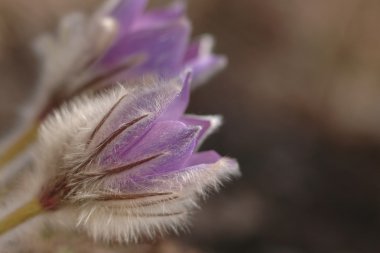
25,74 -> 240,243
33,0 -> 226,119
96,1 -> 226,86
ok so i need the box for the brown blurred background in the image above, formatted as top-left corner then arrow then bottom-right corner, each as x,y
1,0 -> 380,252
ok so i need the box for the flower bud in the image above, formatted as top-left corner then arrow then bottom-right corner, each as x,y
34,74 -> 240,242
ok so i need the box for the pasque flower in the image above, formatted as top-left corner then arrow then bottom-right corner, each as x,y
0,0 -> 239,249
0,73 -> 239,242
0,0 -> 226,169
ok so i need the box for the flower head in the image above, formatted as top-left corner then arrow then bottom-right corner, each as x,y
34,73 -> 239,242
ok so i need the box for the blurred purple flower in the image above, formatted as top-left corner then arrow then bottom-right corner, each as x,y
95,0 -> 226,86
33,0 -> 226,119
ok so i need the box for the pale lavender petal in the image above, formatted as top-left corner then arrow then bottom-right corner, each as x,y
89,96 -> 153,151
175,157 -> 241,188
184,150 -> 221,167
159,71 -> 191,121
180,114 -> 222,145
183,35 -> 227,86
183,39 -> 201,64
92,81 -> 182,165
105,120 -> 200,180
131,2 -> 186,30
111,0 -> 148,37
188,55 -> 227,86
95,113 -> 156,166
166,156 -> 240,185
111,156 -> 239,193
99,20 -> 190,75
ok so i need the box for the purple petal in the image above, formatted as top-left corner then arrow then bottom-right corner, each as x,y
94,113 -> 156,166
111,0 -> 148,38
170,156 -> 240,185
109,156 -> 239,193
180,114 -> 222,145
188,55 -> 227,87
159,71 -> 191,121
131,2 -> 186,30
91,81 -> 183,165
183,39 -> 202,64
99,19 -> 190,76
104,121 -> 200,185
183,35 -> 227,86
184,150 -> 221,167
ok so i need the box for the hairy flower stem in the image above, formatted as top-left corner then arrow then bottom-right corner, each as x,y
0,123 -> 39,169
0,198 -> 43,235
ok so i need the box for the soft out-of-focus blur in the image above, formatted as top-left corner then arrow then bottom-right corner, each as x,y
1,0 -> 380,252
